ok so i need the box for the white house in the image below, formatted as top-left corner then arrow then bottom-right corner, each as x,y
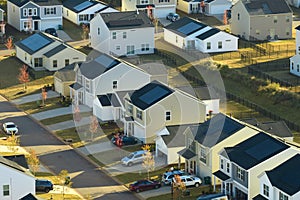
121,0 -> 176,18
164,17 -> 238,52
0,156 -> 35,200
253,154 -> 300,200
177,0 -> 231,15
290,25 -> 300,77
90,11 -> 155,56
62,0 -> 118,25
215,132 -> 299,200
204,0 -> 232,15
15,32 -> 86,71
7,0 -> 63,31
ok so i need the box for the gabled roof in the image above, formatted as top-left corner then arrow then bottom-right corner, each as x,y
3,154 -> 29,169
165,17 -> 208,37
242,0 -> 292,15
295,25 -> 300,31
162,124 -> 196,148
257,121 -> 293,138
196,28 -> 220,40
213,170 -> 230,181
265,154 -> 300,196
44,44 -> 67,58
129,81 -> 174,110
224,132 -> 289,170
175,86 -> 219,100
70,82 -> 83,90
20,193 -> 39,200
178,148 -> 197,159
79,53 -> 120,79
97,93 -> 121,107
0,156 -> 32,175
8,0 -> 62,7
100,11 -> 153,30
15,32 -> 55,54
63,0 -> 105,13
191,113 -> 245,148
54,66 -> 76,82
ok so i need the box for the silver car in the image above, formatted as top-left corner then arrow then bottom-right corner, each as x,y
121,150 -> 147,167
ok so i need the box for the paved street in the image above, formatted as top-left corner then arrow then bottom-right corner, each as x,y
0,95 -> 140,200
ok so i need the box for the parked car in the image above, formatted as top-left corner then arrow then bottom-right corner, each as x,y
174,175 -> 202,187
129,180 -> 161,192
162,170 -> 185,185
111,135 -> 138,146
196,193 -> 228,200
2,122 -> 18,135
45,28 -> 58,37
121,150 -> 147,166
166,13 -> 180,22
35,179 -> 53,193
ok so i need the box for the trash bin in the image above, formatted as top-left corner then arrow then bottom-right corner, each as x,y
58,25 -> 63,30
204,176 -> 211,185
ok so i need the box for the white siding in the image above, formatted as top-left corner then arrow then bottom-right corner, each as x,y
154,6 -> 176,18
289,55 -> 300,77
93,98 -> 114,121
7,1 -> 21,31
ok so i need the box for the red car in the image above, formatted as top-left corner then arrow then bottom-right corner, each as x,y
129,180 -> 161,193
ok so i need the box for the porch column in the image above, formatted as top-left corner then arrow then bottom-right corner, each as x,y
213,176 -> 216,192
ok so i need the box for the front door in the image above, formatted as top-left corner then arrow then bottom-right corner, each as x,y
34,21 -> 39,31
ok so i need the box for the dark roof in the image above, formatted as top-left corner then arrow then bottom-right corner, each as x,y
265,154 -> 300,196
125,116 -> 134,121
196,28 -> 220,40
97,93 -> 121,107
54,70 -> 75,82
295,25 -> 300,31
79,53 -> 120,79
213,170 -> 230,181
252,194 -> 268,200
191,113 -> 245,148
178,148 -> 196,159
0,156 -> 29,173
100,11 -> 153,30
175,86 -> 219,100
63,0 -> 101,13
225,132 -> 289,170
162,124 -> 195,148
165,17 -> 207,37
15,32 -> 54,54
44,44 -> 67,58
243,0 -> 292,15
257,121 -> 293,138
241,118 -> 259,126
20,193 -> 39,200
70,82 -> 83,90
129,81 -> 174,110
116,90 -> 133,107
3,155 -> 29,169
8,0 -> 61,7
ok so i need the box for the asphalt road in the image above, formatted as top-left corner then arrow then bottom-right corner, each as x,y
0,96 -> 140,200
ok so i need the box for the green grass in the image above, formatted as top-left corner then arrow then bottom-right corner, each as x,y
16,97 -> 64,114
62,19 -> 83,41
55,127 -> 83,146
40,112 -> 92,125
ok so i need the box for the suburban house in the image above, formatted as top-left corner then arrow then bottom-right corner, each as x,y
178,113 -> 260,185
214,132 -> 299,200
253,154 -> 300,200
7,0 -> 63,31
164,17 -> 238,52
90,11 -> 155,56
177,0 -> 231,15
0,6 -> 5,36
0,156 -> 35,200
230,0 -> 293,41
15,32 -> 86,71
69,51 -> 152,121
124,80 -> 207,143
62,0 -> 118,25
290,25 -> 300,77
121,0 -> 176,18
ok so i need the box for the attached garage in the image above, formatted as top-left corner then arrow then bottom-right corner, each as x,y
53,64 -> 76,97
206,0 -> 231,15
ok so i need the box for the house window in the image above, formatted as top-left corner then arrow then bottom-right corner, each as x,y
67,10 -> 69,16
286,16 -> 290,22
218,41 -> 222,49
24,21 -> 31,29
79,14 -> 88,21
141,44 -> 150,51
77,74 -> 82,84
45,7 -> 56,15
136,109 -> 143,120
291,62 -> 294,70
97,27 -> 100,35
53,60 -> 57,68
176,36 -> 178,43
199,147 -> 207,164
263,184 -> 269,197
127,45 -> 135,55
3,185 -> 9,196
113,81 -> 118,89
116,46 -> 120,50
122,32 -> 126,39
65,59 -> 69,66
286,27 -> 290,36
237,13 -> 240,20
23,8 -> 27,16
165,111 -> 171,121
34,58 -> 43,67
256,29 -> 260,35
220,159 -> 224,169
237,167 -> 245,181
128,103 -> 133,115
279,192 -> 288,200
226,163 -> 230,173
141,0 -> 149,3
85,79 -> 90,92
274,16 -> 278,23
33,8 -> 37,16
28,8 -> 33,16
207,42 -> 211,50
112,32 -> 117,39
298,65 -> 300,72
25,53 -> 27,61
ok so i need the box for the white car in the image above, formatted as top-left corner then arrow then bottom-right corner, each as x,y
2,122 -> 18,135
174,175 -> 202,187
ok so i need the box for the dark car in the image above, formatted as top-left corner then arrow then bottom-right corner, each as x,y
129,180 -> 161,193
35,179 -> 53,193
111,135 -> 138,146
45,28 -> 58,37
166,13 -> 180,22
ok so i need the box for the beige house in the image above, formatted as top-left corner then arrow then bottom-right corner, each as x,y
230,0 -> 293,41
54,63 -> 77,97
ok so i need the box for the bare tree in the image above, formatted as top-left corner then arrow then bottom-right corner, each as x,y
27,148 -> 40,176
41,88 -> 47,107
142,144 -> 155,180
73,105 -> 82,122
18,65 -> 30,92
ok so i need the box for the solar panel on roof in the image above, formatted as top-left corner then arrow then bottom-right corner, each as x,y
246,139 -> 285,161
139,86 -> 170,105
20,34 -> 51,52
177,22 -> 204,35
95,54 -> 118,69
74,1 -> 94,11
261,3 -> 272,14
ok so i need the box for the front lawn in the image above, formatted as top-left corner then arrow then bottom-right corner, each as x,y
17,97 -> 64,114
40,112 -> 92,126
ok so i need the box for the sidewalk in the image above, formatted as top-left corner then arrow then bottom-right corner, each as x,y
11,90 -> 60,105
47,116 -> 91,131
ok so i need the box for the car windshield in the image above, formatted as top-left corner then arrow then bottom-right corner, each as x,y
6,124 -> 16,128
127,153 -> 134,159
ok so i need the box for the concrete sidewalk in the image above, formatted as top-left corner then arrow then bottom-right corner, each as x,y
31,105 -> 91,120
47,116 -> 91,131
11,90 -> 60,105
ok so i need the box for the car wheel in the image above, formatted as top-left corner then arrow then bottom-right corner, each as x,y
154,184 -> 160,189
44,188 -> 50,193
136,188 -> 140,193
127,162 -> 133,167
195,183 -> 200,187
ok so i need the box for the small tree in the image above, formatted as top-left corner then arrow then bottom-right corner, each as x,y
41,88 -> 47,107
5,36 -> 14,50
6,133 -> 20,153
89,116 -> 98,141
172,174 -> 186,199
18,65 -> 30,92
223,10 -> 228,25
27,149 -> 40,175
142,144 -> 155,180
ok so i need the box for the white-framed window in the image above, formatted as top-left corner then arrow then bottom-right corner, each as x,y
127,45 -> 135,55
79,14 -> 88,21
136,109 -> 143,120
141,0 -> 149,4
199,147 -> 207,164
113,81 -> 118,89
77,74 -> 82,84
24,21 -> 31,29
123,32 -> 127,39
226,162 -> 230,173
53,60 -> 57,68
25,53 -> 27,61
207,42 -> 211,50
65,59 -> 69,66
3,185 -> 9,196
34,58 -> 43,67
141,44 -> 150,51
112,32 -> 117,39
237,13 -> 240,20
279,191 -> 288,200
97,27 -> 100,35
127,103 -> 133,115
220,159 -> 224,169
165,111 -> 171,121
218,41 -> 222,49
187,138 -> 193,147
263,184 -> 269,197
176,36 -> 178,43
274,16 -> 278,23
28,8 -> 33,16
23,8 -> 28,16
292,62 -> 294,70
116,46 -> 120,50
44,7 -> 56,15
33,8 -> 37,16
85,79 -> 90,92
237,167 -> 245,181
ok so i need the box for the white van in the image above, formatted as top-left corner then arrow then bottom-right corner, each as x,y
121,150 -> 147,166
